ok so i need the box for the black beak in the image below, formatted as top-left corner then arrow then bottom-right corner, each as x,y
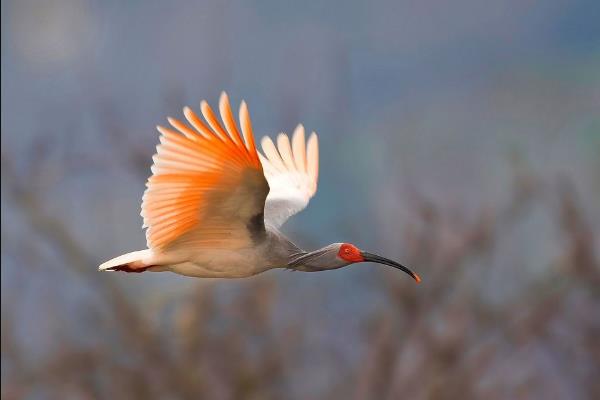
361,252 -> 421,283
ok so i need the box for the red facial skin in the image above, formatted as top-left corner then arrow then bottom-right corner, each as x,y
338,243 -> 364,263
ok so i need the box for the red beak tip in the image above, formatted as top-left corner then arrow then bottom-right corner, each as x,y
414,274 -> 421,284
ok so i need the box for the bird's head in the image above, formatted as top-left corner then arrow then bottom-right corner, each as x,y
291,243 -> 420,283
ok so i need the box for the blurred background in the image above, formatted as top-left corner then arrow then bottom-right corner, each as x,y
1,0 -> 599,399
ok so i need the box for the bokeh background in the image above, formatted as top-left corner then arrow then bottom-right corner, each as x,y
2,0 -> 599,399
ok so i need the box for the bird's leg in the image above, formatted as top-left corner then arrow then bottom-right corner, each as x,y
106,264 -> 154,273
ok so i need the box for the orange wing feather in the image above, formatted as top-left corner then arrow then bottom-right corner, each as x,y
141,92 -> 267,250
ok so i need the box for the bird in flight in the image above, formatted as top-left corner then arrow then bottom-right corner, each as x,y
99,93 -> 420,283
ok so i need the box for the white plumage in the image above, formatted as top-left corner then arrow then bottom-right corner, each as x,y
259,125 -> 319,228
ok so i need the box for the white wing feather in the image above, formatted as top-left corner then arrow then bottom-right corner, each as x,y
259,125 -> 319,228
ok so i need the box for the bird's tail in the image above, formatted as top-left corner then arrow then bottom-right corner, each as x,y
98,249 -> 154,273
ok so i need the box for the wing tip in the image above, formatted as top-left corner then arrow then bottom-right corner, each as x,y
200,99 -> 209,111
277,131 -> 288,140
294,124 -> 305,137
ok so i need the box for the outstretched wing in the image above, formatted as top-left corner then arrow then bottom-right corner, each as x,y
141,92 -> 269,251
258,125 -> 319,228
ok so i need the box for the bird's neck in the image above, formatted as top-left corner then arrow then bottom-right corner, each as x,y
286,246 -> 342,272
287,251 -> 320,272
265,229 -> 333,272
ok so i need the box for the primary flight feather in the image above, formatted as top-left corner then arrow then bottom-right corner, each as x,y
99,92 -> 420,282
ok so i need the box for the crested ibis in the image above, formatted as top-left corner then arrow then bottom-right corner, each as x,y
99,93 -> 420,283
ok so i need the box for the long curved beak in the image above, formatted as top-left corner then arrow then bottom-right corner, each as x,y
361,252 -> 421,283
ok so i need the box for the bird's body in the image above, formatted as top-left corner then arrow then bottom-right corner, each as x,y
135,229 -> 299,278
100,93 -> 420,283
